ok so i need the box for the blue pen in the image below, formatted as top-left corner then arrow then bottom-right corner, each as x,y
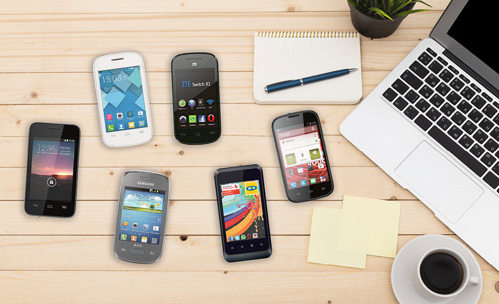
264,68 -> 358,93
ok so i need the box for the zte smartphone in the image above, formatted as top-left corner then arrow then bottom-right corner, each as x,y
114,171 -> 169,264
171,53 -> 221,144
93,52 -> 153,147
214,165 -> 272,262
272,111 -> 334,202
25,123 -> 80,217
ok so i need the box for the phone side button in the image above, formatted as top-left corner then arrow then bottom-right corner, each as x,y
131,248 -> 144,255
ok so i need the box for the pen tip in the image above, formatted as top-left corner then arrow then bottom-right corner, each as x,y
264,86 -> 268,93
349,68 -> 358,72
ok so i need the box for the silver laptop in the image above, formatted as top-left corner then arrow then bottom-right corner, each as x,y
341,0 -> 499,270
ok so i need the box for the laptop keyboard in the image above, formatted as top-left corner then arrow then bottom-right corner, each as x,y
382,47 -> 499,192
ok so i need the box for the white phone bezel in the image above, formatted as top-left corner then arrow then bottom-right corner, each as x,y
93,52 -> 153,147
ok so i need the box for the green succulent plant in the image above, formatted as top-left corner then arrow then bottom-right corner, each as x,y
348,0 -> 432,20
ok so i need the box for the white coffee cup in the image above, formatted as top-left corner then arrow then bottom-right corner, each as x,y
414,248 -> 480,301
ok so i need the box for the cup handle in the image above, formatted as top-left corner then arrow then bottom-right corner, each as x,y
469,276 -> 480,285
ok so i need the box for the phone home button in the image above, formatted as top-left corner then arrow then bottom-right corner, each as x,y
131,248 -> 144,255
195,132 -> 201,137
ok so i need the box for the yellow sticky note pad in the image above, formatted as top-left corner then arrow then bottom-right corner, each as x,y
342,195 -> 401,258
307,207 -> 367,269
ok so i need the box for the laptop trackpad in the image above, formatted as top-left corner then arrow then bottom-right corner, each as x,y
395,141 -> 483,223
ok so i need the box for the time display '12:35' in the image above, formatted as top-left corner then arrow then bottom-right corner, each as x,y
174,68 -> 219,128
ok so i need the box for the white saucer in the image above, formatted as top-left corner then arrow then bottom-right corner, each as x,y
391,234 -> 482,304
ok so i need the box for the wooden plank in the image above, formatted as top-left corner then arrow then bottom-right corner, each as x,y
2,0 -> 450,14
0,199 -> 448,236
0,167 -> 414,201
0,270 -> 496,304
0,135 -> 374,168
0,70 -> 387,105
1,235 -> 494,272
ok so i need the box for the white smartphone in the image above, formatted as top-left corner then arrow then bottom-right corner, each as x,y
93,52 -> 153,147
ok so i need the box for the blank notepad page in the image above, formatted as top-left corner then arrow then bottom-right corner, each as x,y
253,31 -> 362,104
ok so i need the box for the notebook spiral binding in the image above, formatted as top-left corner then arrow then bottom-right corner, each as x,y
256,30 -> 358,38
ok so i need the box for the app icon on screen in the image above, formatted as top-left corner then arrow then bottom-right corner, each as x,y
107,124 -> 114,131
300,180 -> 307,186
206,98 -> 215,105
116,112 -> 123,119
120,234 -> 127,241
119,124 -> 124,130
197,98 -> 204,106
198,114 -> 206,123
143,224 -> 149,230
309,148 -> 321,160
122,221 -> 129,227
179,116 -> 187,123
320,176 -> 326,182
106,114 -> 113,120
207,114 -> 215,122
290,182 -> 297,188
235,235 -> 240,241
127,111 -> 133,118
131,235 -> 137,242
128,122 -> 135,128
229,236 -> 234,241
297,167 -> 304,174
310,178 -> 317,184
153,226 -> 159,231
287,169 -> 294,175
241,235 -> 246,240
178,99 -> 186,107
318,163 -> 325,169
189,115 -> 197,123
141,236 -> 148,243
308,164 -> 314,171
138,111 -> 144,116
188,99 -> 196,107
132,223 -> 138,228
285,153 -> 297,165
138,120 -> 145,127
247,234 -> 252,239
253,233 -> 258,238
151,238 -> 158,244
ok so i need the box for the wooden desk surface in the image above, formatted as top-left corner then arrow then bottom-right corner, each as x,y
1,0 -> 498,302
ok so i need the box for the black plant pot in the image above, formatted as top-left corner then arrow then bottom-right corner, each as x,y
348,1 -> 414,38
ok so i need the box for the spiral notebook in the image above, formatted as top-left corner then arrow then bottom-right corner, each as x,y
253,30 -> 362,104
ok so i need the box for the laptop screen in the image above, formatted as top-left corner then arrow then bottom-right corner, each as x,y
431,0 -> 498,92
447,1 -> 497,73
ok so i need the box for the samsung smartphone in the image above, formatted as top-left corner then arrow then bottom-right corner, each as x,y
25,123 -> 80,217
114,171 -> 169,264
214,165 -> 272,262
272,111 -> 334,202
93,52 -> 153,147
171,53 -> 221,144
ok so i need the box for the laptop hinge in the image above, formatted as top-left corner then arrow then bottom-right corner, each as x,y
443,50 -> 499,98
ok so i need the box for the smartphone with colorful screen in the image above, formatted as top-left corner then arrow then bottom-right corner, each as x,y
25,122 -> 80,217
93,52 -> 153,147
114,171 -> 169,264
214,165 -> 272,262
272,111 -> 334,202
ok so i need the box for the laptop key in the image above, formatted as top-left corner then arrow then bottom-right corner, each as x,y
418,52 -> 433,65
393,97 -> 408,111
483,172 -> 499,189
404,105 -> 419,120
448,65 -> 459,75
383,88 -> 398,101
405,90 -> 419,103
473,129 -> 488,144
419,85 -> 434,99
451,112 -> 466,126
493,113 -> 499,125
426,107 -> 442,121
450,78 -> 464,92
410,61 -> 429,78
491,127 -> 499,141
470,144 -> 485,158
415,99 -> 430,112
492,163 -> 499,175
429,61 -> 443,74
482,104 -> 497,118
462,120 -> 477,135
401,70 -> 423,89
439,69 -> 453,82
441,102 -> 455,116
437,116 -> 452,131
458,134 -> 474,149
470,83 -> 481,93
479,118 -> 494,132
437,56 -> 448,66
426,48 -> 437,57
392,79 -> 409,95
457,100 -> 472,114
448,125 -> 463,140
481,153 -> 496,167
459,74 -> 470,84
415,115 -> 432,131
425,74 -> 440,87
468,109 -> 483,123
461,86 -> 476,100
482,92 -> 493,102
471,95 -> 486,109
446,91 -> 462,105
430,94 -> 445,107
484,139 -> 499,153
436,82 -> 450,96
428,126 -> 487,177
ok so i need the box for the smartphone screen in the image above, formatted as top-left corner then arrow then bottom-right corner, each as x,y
273,111 -> 333,202
172,53 -> 221,144
98,66 -> 148,133
117,187 -> 166,246
220,180 -> 266,243
25,123 -> 80,217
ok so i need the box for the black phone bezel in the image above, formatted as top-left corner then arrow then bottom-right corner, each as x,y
272,110 -> 334,203
24,122 -> 80,217
214,164 -> 272,262
171,52 -> 221,145
114,171 -> 170,264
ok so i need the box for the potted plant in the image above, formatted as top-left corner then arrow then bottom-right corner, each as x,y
348,0 -> 431,38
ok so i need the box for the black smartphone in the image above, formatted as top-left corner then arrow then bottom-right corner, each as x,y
214,165 -> 272,262
24,122 -> 80,217
272,111 -> 334,202
114,171 -> 169,264
171,52 -> 221,144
